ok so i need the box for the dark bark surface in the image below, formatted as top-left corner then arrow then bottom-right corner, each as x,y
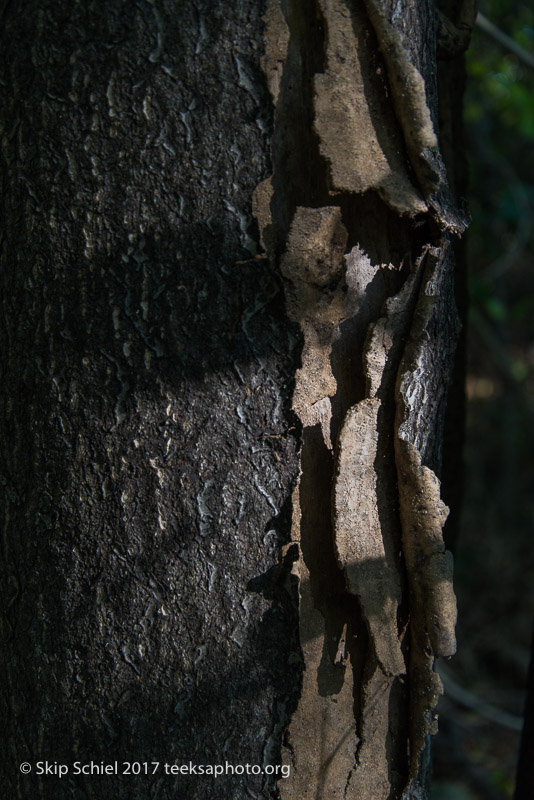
1,2 -> 301,798
1,1 -> 469,799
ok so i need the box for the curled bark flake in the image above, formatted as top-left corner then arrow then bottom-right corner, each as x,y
396,439 -> 457,659
394,240 -> 459,782
314,0 -> 427,215
437,1 -> 478,60
363,0 -> 469,234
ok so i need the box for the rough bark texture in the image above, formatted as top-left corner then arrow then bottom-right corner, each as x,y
1,2 -> 301,799
260,1 -> 468,798
1,1 -> 470,799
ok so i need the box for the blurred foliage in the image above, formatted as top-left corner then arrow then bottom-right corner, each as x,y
466,1 -> 534,312
433,2 -> 534,799
432,783 -> 477,800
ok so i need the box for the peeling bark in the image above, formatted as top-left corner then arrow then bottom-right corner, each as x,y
1,0 -> 469,798
260,0 -> 468,797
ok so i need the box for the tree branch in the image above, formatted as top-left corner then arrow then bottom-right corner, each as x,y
476,12 -> 534,72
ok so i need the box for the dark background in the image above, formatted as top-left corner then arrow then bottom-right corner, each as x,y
432,1 -> 534,797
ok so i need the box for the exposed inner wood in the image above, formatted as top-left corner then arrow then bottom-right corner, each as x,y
260,0 -> 463,797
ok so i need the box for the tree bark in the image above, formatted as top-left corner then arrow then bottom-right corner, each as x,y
0,1 -> 469,799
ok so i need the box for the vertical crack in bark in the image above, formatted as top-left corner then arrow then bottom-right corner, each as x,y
361,0 -> 470,235
268,0 -> 329,252
278,205 -> 364,799
315,0 -> 427,216
258,0 -> 464,797
339,250 -> 428,799
394,243 -> 460,788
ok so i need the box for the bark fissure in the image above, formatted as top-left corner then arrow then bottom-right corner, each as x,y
258,1 -> 464,797
1,0 -> 469,797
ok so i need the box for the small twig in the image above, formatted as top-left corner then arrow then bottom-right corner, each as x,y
476,12 -> 534,72
439,664 -> 524,731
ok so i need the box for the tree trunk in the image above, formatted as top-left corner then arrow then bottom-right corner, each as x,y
0,1 -> 469,799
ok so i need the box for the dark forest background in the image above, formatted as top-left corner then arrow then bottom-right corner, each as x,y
432,0 -> 534,797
